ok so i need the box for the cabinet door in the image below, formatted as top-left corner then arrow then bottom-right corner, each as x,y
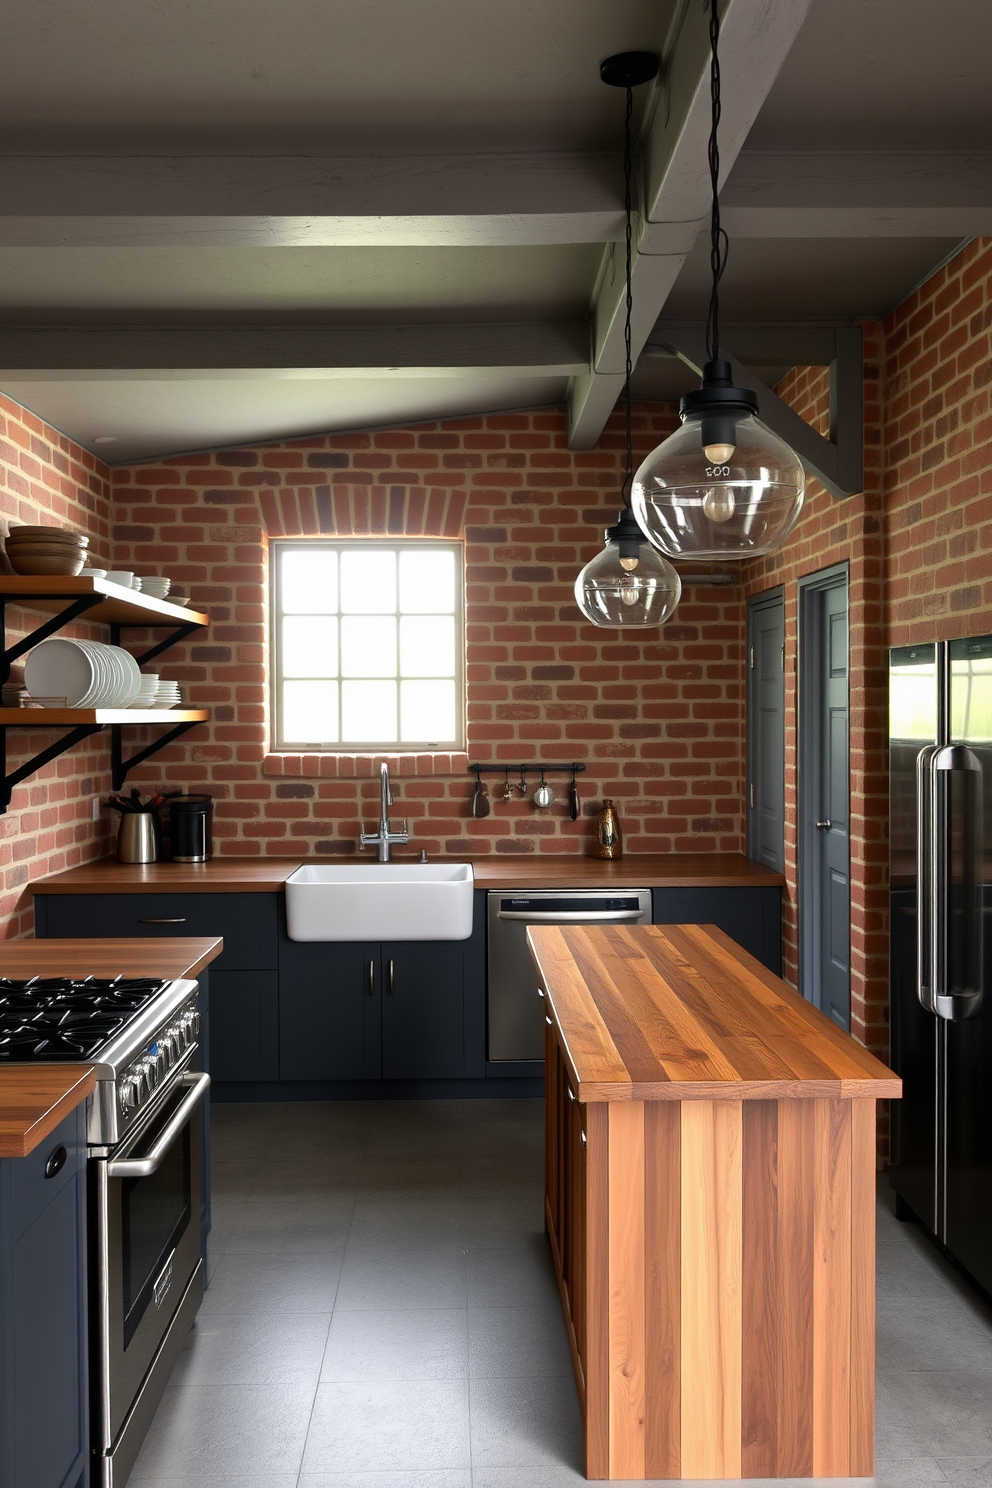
1,1107 -> 87,1488
38,892 -> 279,970
208,969 -> 279,1082
279,941 -> 381,1080
380,942 -> 468,1079
653,885 -> 782,974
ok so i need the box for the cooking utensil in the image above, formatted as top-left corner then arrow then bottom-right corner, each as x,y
533,770 -> 554,809
502,768 -> 513,802
470,766 -> 491,818
569,765 -> 580,821
518,767 -> 528,795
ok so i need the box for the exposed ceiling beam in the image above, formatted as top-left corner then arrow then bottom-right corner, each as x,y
722,149 -> 992,237
0,152 -> 627,248
0,320 -> 589,379
566,0 -> 815,451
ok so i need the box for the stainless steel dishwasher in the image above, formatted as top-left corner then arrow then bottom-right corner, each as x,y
487,887 -> 652,1062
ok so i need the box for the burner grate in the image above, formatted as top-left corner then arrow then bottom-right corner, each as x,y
0,976 -> 170,1060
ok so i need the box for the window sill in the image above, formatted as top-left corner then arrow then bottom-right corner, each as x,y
264,752 -> 470,779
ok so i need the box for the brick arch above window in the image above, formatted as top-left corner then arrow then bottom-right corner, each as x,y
259,484 -> 468,540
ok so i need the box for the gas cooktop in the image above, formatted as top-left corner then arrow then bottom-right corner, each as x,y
0,976 -> 169,1060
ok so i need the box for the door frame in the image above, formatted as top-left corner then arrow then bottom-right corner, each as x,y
797,562 -> 851,1016
746,585 -> 785,871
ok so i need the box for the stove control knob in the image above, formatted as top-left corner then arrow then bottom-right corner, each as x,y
119,1075 -> 140,1113
138,1056 -> 157,1095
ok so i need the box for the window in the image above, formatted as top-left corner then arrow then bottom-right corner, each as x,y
271,540 -> 464,751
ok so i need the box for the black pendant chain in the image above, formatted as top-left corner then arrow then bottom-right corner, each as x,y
621,82 -> 635,509
705,0 -> 729,365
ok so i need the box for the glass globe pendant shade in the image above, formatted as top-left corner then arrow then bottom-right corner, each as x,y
631,361 -> 806,560
574,509 -> 682,628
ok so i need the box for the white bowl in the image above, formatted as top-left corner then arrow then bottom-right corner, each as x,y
80,568 -> 107,578
106,571 -> 135,588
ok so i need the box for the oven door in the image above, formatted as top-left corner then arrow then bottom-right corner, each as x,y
93,1065 -> 210,1457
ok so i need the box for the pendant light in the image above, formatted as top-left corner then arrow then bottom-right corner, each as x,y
574,51 -> 682,630
630,1 -> 805,560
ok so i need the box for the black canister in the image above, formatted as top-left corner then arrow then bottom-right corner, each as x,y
168,795 -> 213,862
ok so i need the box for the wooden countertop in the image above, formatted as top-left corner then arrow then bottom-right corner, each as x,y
29,852 -> 783,895
528,922 -> 901,1104
0,1067 -> 97,1158
0,937 -> 223,980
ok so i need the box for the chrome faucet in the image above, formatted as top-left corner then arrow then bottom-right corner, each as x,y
360,762 -> 409,862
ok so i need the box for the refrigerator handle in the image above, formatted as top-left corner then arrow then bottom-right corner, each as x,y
931,744 -> 984,1021
916,745 -> 938,1015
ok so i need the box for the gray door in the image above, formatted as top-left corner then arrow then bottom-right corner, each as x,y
800,568 -> 850,1028
746,588 -> 785,872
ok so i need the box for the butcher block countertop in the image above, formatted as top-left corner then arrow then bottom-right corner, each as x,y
0,1067 -> 97,1158
0,936 -> 223,982
29,851 -> 783,895
528,921 -> 901,1104
0,937 -> 222,1156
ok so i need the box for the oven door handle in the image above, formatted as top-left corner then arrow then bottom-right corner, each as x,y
107,1071 -> 210,1179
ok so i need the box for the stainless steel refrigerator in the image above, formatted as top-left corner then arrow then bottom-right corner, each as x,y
889,636 -> 992,1297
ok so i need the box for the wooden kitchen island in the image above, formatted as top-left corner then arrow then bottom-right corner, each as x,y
528,923 -> 901,1482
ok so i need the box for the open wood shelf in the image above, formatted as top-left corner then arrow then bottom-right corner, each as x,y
0,578 -> 211,808
0,576 -> 208,628
0,709 -> 209,725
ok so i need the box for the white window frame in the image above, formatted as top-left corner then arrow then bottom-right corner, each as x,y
270,538 -> 466,753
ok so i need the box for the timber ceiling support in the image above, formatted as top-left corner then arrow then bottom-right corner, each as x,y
646,325 -> 863,499
566,0 -> 815,452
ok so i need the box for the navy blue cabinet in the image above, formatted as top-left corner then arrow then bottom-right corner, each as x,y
0,1106 -> 87,1488
652,885 -> 782,975
279,940 -> 382,1080
36,891 -> 280,1087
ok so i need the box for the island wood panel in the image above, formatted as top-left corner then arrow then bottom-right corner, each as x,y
0,936 -> 223,982
30,851 -> 784,896
533,924 -> 898,1481
0,1067 -> 96,1156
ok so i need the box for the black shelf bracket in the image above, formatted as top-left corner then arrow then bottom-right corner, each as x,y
110,620 -> 201,668
0,723 -> 103,812
1,595 -> 105,686
111,720 -> 203,791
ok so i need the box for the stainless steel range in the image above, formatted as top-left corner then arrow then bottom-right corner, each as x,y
0,974 -> 210,1488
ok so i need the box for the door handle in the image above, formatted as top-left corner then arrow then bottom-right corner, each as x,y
931,744 -> 983,1020
815,820 -> 831,830
140,917 -> 187,924
916,744 -> 938,1014
388,959 -> 395,995
107,1072 -> 210,1179
367,960 -> 374,997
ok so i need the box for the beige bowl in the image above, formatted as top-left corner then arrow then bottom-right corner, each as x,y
7,550 -> 86,576
6,527 -> 88,546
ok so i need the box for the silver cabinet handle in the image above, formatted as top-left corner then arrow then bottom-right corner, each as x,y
536,987 -> 545,998
497,910 -> 644,923
140,917 -> 187,924
815,820 -> 831,831
107,1072 -> 210,1179
567,1087 -> 575,1102
388,959 -> 395,995
367,960 -> 374,997
545,1015 -> 553,1026
579,1131 -> 587,1146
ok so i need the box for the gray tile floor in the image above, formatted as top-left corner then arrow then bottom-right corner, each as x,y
130,1099 -> 992,1488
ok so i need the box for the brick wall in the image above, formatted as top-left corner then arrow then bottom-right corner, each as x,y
110,407 -> 749,859
0,396 -> 115,936
742,324 -> 888,1060
884,237 -> 992,645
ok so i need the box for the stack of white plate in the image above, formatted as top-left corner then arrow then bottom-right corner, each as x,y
154,680 -> 183,709
137,577 -> 171,600
128,673 -> 161,709
24,638 -> 141,708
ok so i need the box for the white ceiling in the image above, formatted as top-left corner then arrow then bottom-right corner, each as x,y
0,0 -> 988,462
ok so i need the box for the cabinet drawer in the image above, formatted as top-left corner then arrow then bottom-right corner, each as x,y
10,1106 -> 84,1243
39,892 -> 279,970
